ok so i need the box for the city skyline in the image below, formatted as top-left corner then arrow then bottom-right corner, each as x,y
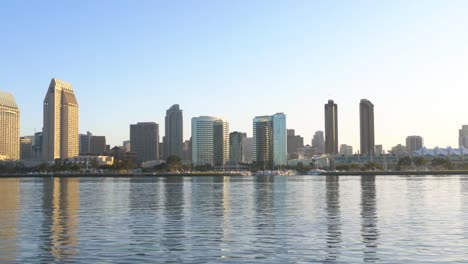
2,1 -> 468,150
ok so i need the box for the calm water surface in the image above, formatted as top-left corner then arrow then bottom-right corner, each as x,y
1,175 -> 468,263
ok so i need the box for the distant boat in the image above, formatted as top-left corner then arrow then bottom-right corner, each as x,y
307,169 -> 326,175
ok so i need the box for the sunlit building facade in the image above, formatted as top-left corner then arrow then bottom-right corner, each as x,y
0,91 -> 20,160
42,79 -> 79,161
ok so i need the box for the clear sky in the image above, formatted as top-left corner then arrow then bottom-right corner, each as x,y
1,0 -> 468,151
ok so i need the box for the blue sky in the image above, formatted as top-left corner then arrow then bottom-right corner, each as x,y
1,0 -> 468,151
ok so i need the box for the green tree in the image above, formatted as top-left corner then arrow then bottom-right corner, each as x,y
413,156 -> 427,167
398,157 -> 412,167
166,155 -> 183,172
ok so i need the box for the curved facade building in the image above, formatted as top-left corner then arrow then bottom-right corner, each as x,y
0,91 -> 20,160
253,113 -> 287,169
192,116 -> 229,166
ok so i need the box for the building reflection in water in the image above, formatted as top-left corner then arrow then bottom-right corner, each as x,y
0,178 -> 20,263
41,177 -> 80,262
253,176 -> 275,247
360,175 -> 379,262
162,176 -> 185,254
325,175 -> 342,261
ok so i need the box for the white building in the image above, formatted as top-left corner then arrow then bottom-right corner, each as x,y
191,116 -> 229,166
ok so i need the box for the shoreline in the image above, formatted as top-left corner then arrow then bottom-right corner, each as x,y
1,170 -> 468,177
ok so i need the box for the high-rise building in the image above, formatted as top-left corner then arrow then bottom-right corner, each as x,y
229,132 -> 247,163
406,136 -> 423,153
130,122 -> 159,163
191,116 -> 229,166
339,144 -> 353,156
253,113 -> 287,169
360,99 -> 375,156
242,137 -> 253,163
164,104 -> 183,159
90,136 -> 106,155
312,131 -> 325,154
42,78 -> 79,161
324,100 -> 338,154
79,131 -> 92,155
33,132 -> 43,160
287,129 -> 304,155
0,91 -> 20,160
459,125 -> 468,148
20,137 -> 33,160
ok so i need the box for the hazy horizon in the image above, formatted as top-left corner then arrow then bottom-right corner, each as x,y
2,1 -> 468,151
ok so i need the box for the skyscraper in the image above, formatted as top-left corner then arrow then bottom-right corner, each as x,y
0,91 -> 19,160
253,113 -> 287,169
360,99 -> 375,156
32,132 -> 43,160
79,131 -> 92,155
20,137 -> 33,160
287,129 -> 304,155
459,125 -> 468,148
191,116 -> 229,166
242,137 -> 253,163
42,78 -> 79,161
130,122 -> 159,163
312,131 -> 325,154
164,104 -> 183,159
90,136 -> 106,155
324,100 -> 338,154
406,136 -> 423,152
229,132 -> 247,163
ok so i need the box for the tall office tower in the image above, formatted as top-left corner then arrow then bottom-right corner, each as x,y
90,136 -> 106,155
287,129 -> 304,154
360,99 -> 375,156
406,136 -> 423,152
242,137 -> 253,163
459,125 -> 468,148
79,131 -> 92,155
130,122 -> 159,163
164,104 -> 183,159
253,113 -> 287,169
20,137 -> 33,160
229,132 -> 247,163
191,116 -> 229,166
312,131 -> 325,154
42,78 -> 79,161
324,100 -> 338,154
0,91 -> 20,160
33,132 -> 43,160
